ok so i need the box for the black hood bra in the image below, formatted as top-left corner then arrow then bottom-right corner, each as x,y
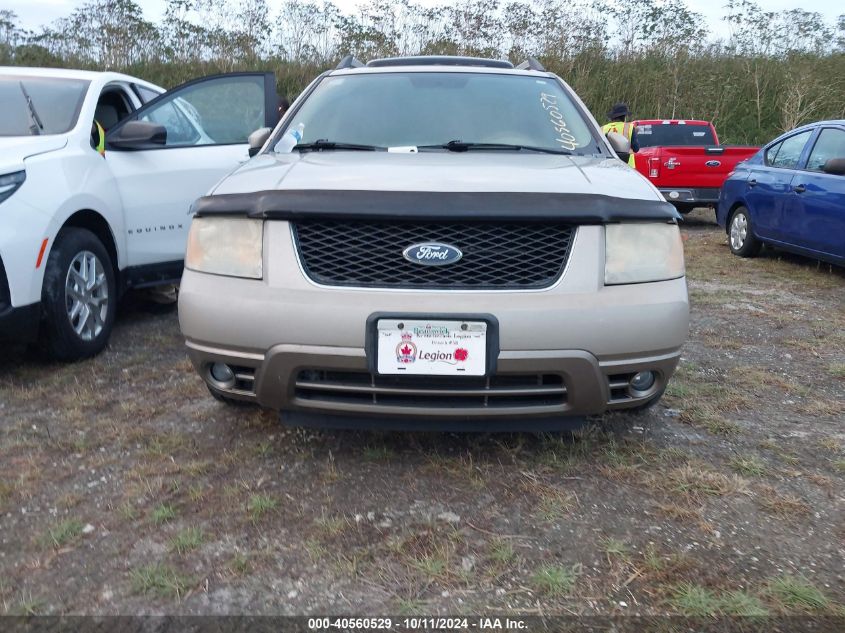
191,189 -> 680,223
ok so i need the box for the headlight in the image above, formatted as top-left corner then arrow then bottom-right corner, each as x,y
185,217 -> 263,279
605,222 -> 684,285
0,171 -> 26,205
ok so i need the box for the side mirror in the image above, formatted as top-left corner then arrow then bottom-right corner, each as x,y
248,127 -> 272,157
606,131 -> 631,163
822,158 -> 845,176
108,121 -> 167,150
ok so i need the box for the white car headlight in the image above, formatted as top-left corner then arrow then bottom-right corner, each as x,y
185,217 -> 263,279
605,222 -> 685,285
0,170 -> 26,205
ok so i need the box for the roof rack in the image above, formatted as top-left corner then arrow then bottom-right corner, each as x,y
335,54 -> 364,69
366,56 -> 514,69
515,57 -> 546,71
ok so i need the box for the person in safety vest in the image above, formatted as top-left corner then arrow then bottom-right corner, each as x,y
601,102 -> 638,167
90,120 -> 105,157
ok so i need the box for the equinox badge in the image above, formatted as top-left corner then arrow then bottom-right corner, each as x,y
403,242 -> 463,266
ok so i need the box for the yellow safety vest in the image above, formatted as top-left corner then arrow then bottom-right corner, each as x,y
93,120 -> 105,157
602,121 -> 636,168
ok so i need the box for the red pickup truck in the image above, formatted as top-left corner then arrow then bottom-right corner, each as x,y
633,120 -> 759,213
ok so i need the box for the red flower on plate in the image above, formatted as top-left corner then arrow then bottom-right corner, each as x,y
454,348 -> 469,362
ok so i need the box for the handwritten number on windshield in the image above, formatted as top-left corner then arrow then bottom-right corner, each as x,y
540,93 -> 577,151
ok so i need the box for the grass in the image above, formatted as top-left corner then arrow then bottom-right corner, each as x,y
828,363 -> 845,378
315,512 -> 347,537
227,553 -> 251,577
531,563 -> 580,597
668,584 -> 770,616
663,464 -> 749,499
248,494 -> 278,521
362,444 -> 395,461
411,553 -> 448,580
169,527 -> 203,555
488,539 -> 516,566
757,486 -> 811,517
767,575 -> 829,612
600,537 -> 630,563
45,519 -> 83,548
719,590 -> 770,616
729,455 -> 769,477
667,583 -> 719,616
130,564 -> 193,600
151,504 -> 176,525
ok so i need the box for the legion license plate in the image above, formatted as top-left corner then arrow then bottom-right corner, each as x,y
376,318 -> 488,376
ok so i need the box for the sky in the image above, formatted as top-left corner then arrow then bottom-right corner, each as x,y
5,0 -> 842,38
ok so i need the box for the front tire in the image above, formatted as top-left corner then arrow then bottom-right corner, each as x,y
40,228 -> 117,361
728,207 -> 762,257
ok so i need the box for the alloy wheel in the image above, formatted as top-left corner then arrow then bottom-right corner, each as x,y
65,250 -> 109,341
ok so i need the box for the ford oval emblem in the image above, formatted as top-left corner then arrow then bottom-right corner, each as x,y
403,242 -> 463,266
705,160 -> 721,167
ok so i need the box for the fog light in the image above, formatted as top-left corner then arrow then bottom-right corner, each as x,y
210,362 -> 235,384
630,371 -> 655,392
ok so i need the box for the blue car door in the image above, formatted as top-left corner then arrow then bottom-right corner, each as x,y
788,126 -> 845,258
745,130 -> 813,242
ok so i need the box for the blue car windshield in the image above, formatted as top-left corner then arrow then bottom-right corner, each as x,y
277,72 -> 599,154
0,76 -> 90,136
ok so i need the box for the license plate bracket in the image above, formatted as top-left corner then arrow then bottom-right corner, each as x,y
366,313 -> 499,377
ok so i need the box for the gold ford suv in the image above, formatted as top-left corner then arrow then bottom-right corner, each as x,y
178,56 -> 689,431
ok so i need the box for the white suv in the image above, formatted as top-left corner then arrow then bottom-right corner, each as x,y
0,67 -> 277,359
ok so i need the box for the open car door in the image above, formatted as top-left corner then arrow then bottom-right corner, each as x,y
104,72 -> 277,286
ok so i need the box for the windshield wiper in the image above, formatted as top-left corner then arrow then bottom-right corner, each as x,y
19,82 -> 44,136
419,140 -> 573,155
294,139 -> 383,152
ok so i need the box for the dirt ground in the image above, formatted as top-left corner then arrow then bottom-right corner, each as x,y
1,210 -> 843,617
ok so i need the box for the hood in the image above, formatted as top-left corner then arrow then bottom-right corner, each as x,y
212,151 -> 662,202
0,136 -> 68,174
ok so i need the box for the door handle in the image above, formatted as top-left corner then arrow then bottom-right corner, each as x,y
747,179 -> 757,187
793,184 -> 806,193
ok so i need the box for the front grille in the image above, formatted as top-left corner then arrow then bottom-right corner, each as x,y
0,256 -> 10,311
295,370 -> 567,409
292,220 -> 575,289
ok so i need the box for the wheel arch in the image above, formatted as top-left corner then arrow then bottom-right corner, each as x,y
60,210 -> 120,277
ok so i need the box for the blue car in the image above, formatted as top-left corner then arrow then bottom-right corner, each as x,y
717,121 -> 845,266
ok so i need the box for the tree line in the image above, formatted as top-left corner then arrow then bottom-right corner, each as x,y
1,0 -> 844,144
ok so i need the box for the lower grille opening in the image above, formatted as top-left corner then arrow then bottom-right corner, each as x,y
607,373 -> 635,402
295,370 -> 567,409
231,366 -> 256,394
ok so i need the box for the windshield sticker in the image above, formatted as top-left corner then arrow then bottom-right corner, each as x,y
540,92 -> 578,151
638,128 -> 652,134
692,131 -> 706,136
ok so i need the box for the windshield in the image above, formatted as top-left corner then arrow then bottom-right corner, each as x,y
276,72 -> 600,154
0,76 -> 90,136
636,123 -> 716,148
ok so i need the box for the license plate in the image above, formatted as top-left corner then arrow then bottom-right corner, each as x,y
376,319 -> 488,376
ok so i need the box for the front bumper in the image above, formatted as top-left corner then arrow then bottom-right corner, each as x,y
185,339 -> 681,423
179,224 -> 688,425
0,256 -> 39,343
